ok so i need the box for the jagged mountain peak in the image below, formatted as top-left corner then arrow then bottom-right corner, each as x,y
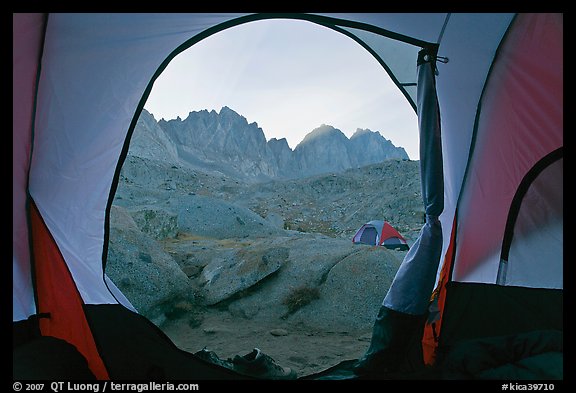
219,105 -> 238,115
351,128 -> 380,138
137,107 -> 410,181
309,124 -> 343,137
297,124 -> 347,147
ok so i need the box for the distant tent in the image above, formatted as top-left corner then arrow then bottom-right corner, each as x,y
352,220 -> 409,251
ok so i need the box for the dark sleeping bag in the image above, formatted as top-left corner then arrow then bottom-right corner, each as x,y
441,329 -> 563,380
13,336 -> 97,380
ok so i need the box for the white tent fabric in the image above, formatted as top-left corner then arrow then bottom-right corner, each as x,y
504,157 -> 563,289
433,13 -> 515,271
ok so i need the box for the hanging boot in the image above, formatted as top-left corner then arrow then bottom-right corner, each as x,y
353,305 -> 426,377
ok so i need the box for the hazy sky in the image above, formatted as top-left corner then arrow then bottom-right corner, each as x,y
144,18 -> 419,160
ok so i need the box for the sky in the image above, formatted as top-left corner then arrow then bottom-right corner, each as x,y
144,18 -> 419,160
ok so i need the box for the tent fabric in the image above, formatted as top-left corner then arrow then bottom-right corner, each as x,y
431,13 -> 515,270
383,47 -> 443,316
451,13 -> 563,285
29,200 -> 109,379
421,214 -> 457,366
335,26 -> 424,109
357,227 -> 378,244
501,155 -> 562,288
13,13 -> 47,323
13,12 -> 562,380
316,13 -> 450,43
422,13 -> 563,366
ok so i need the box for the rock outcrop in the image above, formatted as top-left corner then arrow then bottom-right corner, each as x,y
106,107 -> 422,336
106,205 -> 198,325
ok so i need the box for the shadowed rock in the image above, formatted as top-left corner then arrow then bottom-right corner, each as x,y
106,205 -> 198,325
199,246 -> 290,305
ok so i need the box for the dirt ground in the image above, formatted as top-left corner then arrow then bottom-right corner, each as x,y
161,308 -> 373,379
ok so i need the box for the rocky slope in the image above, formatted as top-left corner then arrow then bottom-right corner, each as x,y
104,108 -> 423,376
108,152 -> 423,325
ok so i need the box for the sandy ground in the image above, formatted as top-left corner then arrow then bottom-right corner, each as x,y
161,308 -> 373,379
